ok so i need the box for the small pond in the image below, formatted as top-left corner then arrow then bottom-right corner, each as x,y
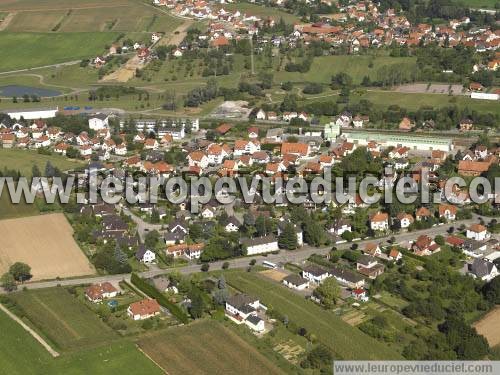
0,85 -> 61,97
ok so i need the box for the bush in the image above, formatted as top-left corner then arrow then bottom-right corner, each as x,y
222,262 -> 230,270
201,263 -> 210,272
130,273 -> 189,324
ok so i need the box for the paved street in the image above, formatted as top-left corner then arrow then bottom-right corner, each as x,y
1,215 -> 484,294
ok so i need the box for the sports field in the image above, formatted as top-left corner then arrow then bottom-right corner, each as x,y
0,149 -> 82,176
224,270 -> 403,360
8,287 -> 114,350
0,0 -> 182,33
137,319 -> 285,374
0,32 -> 118,72
0,308 -> 162,374
0,213 -> 95,281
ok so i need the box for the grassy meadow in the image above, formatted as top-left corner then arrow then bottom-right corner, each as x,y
0,308 -> 162,374
0,149 -> 82,176
8,288 -> 116,350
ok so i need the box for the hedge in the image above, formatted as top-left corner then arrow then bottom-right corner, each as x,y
130,273 -> 189,324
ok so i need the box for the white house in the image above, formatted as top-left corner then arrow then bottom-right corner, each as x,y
88,114 -> 109,131
241,235 -> 279,255
136,246 -> 156,263
225,294 -> 264,332
302,265 -> 330,285
188,151 -> 209,169
115,143 -> 127,155
466,224 -> 490,241
467,258 -> 499,282
370,212 -> 389,231
283,274 -> 309,291
85,282 -> 119,303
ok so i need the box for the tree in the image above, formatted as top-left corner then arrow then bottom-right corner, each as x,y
188,288 -> 205,319
222,261 -> 230,270
0,272 -> 16,292
313,277 -> 340,308
301,345 -> 332,369
144,230 -> 160,249
278,223 -> 298,250
9,262 -> 31,282
45,161 -> 55,177
201,263 -> 210,272
31,165 -> 41,177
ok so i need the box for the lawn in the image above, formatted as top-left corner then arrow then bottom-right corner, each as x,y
224,270 -> 402,360
0,149 -> 82,176
0,32 -> 118,72
0,308 -> 162,374
8,288 -> 116,350
137,319 -> 285,374
274,55 -> 417,85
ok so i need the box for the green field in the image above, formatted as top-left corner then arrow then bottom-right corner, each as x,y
0,149 -> 82,176
274,55 -> 417,85
0,0 -> 183,33
8,288 -> 117,350
451,0 -> 499,9
356,90 -> 500,114
0,192 -> 39,220
224,270 -> 403,360
0,308 -> 162,374
137,319 -> 285,374
0,33 -> 118,72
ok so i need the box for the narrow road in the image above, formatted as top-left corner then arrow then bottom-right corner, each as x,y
0,304 -> 60,357
119,206 -> 165,240
1,215 -> 482,294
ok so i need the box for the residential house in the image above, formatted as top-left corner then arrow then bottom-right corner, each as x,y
370,212 -> 389,231
438,204 -> 457,221
225,294 -> 264,332
136,245 -> 156,263
329,266 -> 365,289
466,224 -> 490,241
127,299 -> 161,320
467,258 -> 499,282
412,235 -> 441,256
396,212 -> 414,229
85,282 -> 119,303
363,242 -> 382,257
282,274 -> 309,291
356,255 -> 385,279
301,265 -> 330,285
88,114 -> 109,130
241,235 -> 279,255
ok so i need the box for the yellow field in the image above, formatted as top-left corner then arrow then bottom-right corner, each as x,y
0,213 -> 95,281
474,306 -> 500,347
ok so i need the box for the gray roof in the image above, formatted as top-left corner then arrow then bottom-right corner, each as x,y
302,265 -> 328,277
246,315 -> 262,325
283,274 -> 308,286
330,266 -> 364,283
240,234 -> 277,247
226,294 -> 257,310
469,258 -> 495,278
357,254 -> 377,266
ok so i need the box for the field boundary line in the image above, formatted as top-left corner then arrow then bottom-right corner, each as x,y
0,303 -> 60,357
136,344 -> 170,374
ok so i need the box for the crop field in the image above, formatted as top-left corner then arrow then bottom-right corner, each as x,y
473,306 -> 500,347
0,32 -> 118,72
137,319 -> 285,375
0,213 -> 95,281
224,270 -> 403,360
8,287 -> 115,350
274,55 -> 417,85
0,149 -> 82,176
0,308 -> 162,374
0,0 -> 183,33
